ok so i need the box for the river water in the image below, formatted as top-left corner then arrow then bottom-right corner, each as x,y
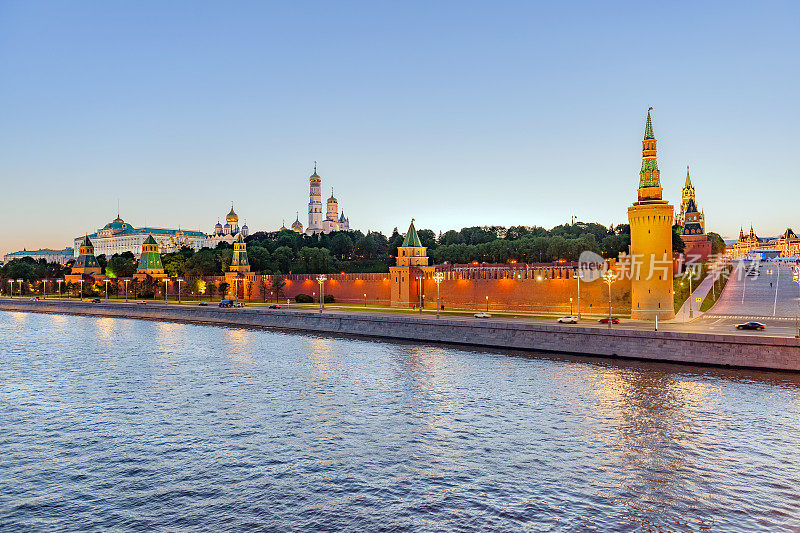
1,311 -> 799,531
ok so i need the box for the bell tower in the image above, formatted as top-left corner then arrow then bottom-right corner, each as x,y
627,108 -> 675,320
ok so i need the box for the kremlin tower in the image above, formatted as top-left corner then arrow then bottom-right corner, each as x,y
390,219 -> 435,307
627,109 -> 675,320
135,235 -> 165,278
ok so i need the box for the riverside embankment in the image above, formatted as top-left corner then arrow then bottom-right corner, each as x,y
2,299 -> 799,372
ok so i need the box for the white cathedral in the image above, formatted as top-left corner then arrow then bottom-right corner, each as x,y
291,164 -> 351,235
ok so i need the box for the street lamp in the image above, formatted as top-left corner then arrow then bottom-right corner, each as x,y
164,278 -> 170,303
104,279 -> 111,300
41,279 -> 48,299
570,297 -> 574,316
485,295 -> 489,312
603,270 -> 617,329
683,267 -> 695,320
123,278 -> 130,302
8,279 -> 14,298
79,279 -> 84,301
573,270 -> 582,319
364,293 -> 367,307
317,275 -> 327,313
433,272 -> 444,319
176,278 -> 184,304
57,278 -> 64,299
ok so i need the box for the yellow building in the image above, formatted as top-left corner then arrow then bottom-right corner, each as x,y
627,108 -> 675,320
390,219 -> 435,307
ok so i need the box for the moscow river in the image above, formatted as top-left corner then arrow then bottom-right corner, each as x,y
1,311 -> 800,531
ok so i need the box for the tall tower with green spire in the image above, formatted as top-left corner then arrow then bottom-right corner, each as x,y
627,108 -> 675,320
390,219 -> 435,307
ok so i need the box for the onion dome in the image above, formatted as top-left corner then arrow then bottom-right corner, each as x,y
291,214 -> 304,233
226,204 -> 239,223
310,162 -> 321,183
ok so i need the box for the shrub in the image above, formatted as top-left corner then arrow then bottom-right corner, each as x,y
295,293 -> 313,303
323,294 -> 335,303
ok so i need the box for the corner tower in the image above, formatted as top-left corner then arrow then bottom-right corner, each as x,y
72,236 -> 102,277
627,109 -> 675,320
229,233 -> 250,273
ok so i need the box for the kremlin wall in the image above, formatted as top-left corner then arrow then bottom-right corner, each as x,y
41,110 -> 722,320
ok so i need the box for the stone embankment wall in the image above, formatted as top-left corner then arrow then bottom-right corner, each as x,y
1,299 -> 798,372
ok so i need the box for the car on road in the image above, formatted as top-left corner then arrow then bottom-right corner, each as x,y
198,302 -> 208,306
269,304 -> 282,309
557,316 -> 578,324
91,298 -> 101,303
30,297 -> 39,301
137,300 -> 146,305
598,317 -> 620,324
219,299 -> 234,308
474,312 -> 491,318
736,322 -> 766,330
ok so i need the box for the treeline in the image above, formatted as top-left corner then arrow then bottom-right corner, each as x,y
0,222 -> 644,284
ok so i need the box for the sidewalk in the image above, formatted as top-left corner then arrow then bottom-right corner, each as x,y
674,263 -> 725,322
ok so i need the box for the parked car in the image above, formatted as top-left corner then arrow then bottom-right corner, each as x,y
557,316 -> 578,324
269,304 -> 282,309
198,302 -> 208,306
91,298 -> 101,303
219,300 -> 234,308
235,302 -> 245,308
598,317 -> 620,324
736,322 -> 765,330
474,312 -> 491,318
30,297 -> 40,301
137,300 -> 146,305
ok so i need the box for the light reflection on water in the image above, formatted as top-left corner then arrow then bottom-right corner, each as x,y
1,311 -> 800,531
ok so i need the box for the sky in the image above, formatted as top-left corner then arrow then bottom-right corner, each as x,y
1,1 -> 798,256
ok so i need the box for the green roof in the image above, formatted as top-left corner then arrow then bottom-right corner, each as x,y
143,234 -> 157,245
401,220 -> 423,247
644,108 -> 654,140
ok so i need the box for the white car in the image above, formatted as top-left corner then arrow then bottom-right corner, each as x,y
557,316 -> 578,324
474,312 -> 491,318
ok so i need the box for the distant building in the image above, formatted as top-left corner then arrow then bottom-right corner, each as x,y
305,164 -> 351,235
3,247 -> 74,265
74,214 -> 206,258
730,226 -> 800,258
677,166 -> 711,262
205,205 -> 248,248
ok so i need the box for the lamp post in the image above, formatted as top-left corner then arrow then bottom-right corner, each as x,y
8,279 -> 14,298
57,278 -> 64,299
573,270 -> 582,319
124,279 -> 130,302
41,279 -> 47,299
164,278 -> 169,303
104,279 -> 111,300
570,297 -> 573,316
317,275 -> 327,313
603,270 -> 617,329
79,279 -> 84,301
364,293 -> 367,307
485,295 -> 489,312
176,278 -> 184,304
17,279 -> 23,297
433,272 -> 444,319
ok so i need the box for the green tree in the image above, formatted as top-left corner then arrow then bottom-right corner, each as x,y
270,274 -> 287,302
707,232 -> 727,256
272,246 -> 294,273
218,281 -> 230,299
106,254 -> 137,278
330,232 -> 354,259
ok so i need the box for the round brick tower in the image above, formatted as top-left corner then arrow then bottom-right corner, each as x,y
628,108 -> 675,320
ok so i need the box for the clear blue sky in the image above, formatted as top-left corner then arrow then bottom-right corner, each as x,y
1,1 -> 798,255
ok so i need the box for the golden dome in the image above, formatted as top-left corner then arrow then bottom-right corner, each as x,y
226,205 -> 238,223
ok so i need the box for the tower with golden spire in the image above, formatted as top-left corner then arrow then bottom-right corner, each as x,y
627,108 -> 675,320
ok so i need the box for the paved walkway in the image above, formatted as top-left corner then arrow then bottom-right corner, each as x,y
674,261 -> 725,322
